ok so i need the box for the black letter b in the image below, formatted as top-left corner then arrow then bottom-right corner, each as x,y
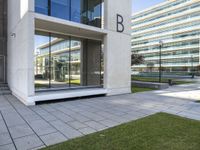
117,14 -> 124,33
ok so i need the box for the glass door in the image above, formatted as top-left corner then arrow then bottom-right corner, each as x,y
69,38 -> 81,87
50,33 -> 70,88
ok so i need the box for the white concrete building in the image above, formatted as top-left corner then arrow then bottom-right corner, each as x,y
2,0 -> 132,105
132,0 -> 200,73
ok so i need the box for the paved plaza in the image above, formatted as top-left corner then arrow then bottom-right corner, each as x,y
1,83 -> 200,150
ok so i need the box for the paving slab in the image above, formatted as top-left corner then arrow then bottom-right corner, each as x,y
0,132 -> 12,146
40,132 -> 67,146
50,120 -> 83,139
28,119 -> 57,136
14,134 -> 44,150
9,124 -> 34,139
0,143 -> 16,150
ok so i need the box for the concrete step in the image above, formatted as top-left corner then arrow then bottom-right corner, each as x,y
0,90 -> 11,95
0,83 -> 9,88
0,83 -> 11,95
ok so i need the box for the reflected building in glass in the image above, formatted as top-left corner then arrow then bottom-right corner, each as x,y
132,0 -> 200,73
6,0 -> 132,105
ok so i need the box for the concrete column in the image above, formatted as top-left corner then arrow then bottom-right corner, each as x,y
81,39 -> 101,86
103,0 -> 132,95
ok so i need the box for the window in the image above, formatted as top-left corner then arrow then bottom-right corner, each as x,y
35,0 -> 103,28
34,31 -> 104,90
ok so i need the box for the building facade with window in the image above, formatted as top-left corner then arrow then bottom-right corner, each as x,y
132,0 -> 200,73
4,0 -> 131,105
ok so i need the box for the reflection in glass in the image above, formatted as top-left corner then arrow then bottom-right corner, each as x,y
70,39 -> 81,87
51,0 -> 70,20
35,0 -> 48,15
50,34 -> 70,88
87,0 -> 102,28
35,0 -> 103,28
34,31 -> 103,90
71,0 -> 81,23
34,33 -> 50,89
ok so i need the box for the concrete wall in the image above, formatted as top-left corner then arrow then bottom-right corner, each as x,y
7,0 -> 35,105
104,0 -> 132,95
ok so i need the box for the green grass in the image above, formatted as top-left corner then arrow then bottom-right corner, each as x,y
41,113 -> 200,150
132,76 -> 194,85
132,86 -> 156,93
35,83 -> 49,88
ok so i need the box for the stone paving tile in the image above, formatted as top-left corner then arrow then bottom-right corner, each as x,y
78,127 -> 96,135
69,113 -> 91,123
9,124 -> 34,139
28,119 -> 57,136
67,121 -> 88,129
177,111 -> 200,120
50,120 -> 83,139
0,132 -> 12,146
84,121 -> 107,131
0,120 -> 8,134
99,119 -> 119,127
40,132 -> 67,146
14,134 -> 44,150
22,113 -> 42,123
51,111 -> 74,123
0,143 -> 16,150
2,113 -> 26,127
40,114 -> 57,122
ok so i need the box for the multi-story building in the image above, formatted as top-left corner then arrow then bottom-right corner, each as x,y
132,0 -> 200,73
0,0 -> 132,105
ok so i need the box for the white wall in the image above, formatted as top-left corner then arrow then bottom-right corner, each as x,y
7,0 -> 35,105
104,0 -> 132,95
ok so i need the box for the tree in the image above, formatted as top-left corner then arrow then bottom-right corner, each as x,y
131,53 -> 144,66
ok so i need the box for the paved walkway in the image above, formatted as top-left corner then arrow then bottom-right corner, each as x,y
1,83 -> 200,150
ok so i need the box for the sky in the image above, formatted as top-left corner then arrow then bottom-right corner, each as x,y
132,0 -> 166,14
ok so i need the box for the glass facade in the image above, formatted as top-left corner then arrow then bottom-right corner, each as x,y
132,0 -> 200,75
35,0 -> 103,28
34,31 -> 103,90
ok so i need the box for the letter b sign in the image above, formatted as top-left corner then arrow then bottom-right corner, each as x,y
117,14 -> 124,33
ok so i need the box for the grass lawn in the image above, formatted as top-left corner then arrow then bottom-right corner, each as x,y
132,76 -> 194,85
132,86 -> 156,93
42,113 -> 200,150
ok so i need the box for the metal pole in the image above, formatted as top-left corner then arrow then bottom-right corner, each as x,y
159,41 -> 163,83
159,45 -> 161,83
191,55 -> 194,78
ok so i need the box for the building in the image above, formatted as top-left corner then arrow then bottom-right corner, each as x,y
132,0 -> 200,73
0,0 -> 131,105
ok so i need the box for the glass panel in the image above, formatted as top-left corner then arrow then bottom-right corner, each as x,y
71,0 -> 81,23
87,0 -> 102,28
34,32 -> 51,89
50,34 -> 70,88
35,31 -> 103,91
51,0 -> 70,20
70,38 -> 81,87
35,0 -> 49,15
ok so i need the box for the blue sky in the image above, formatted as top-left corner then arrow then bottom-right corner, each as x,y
132,0 -> 166,14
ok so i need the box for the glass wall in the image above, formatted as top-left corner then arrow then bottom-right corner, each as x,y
35,0 -> 103,28
34,31 -> 103,90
